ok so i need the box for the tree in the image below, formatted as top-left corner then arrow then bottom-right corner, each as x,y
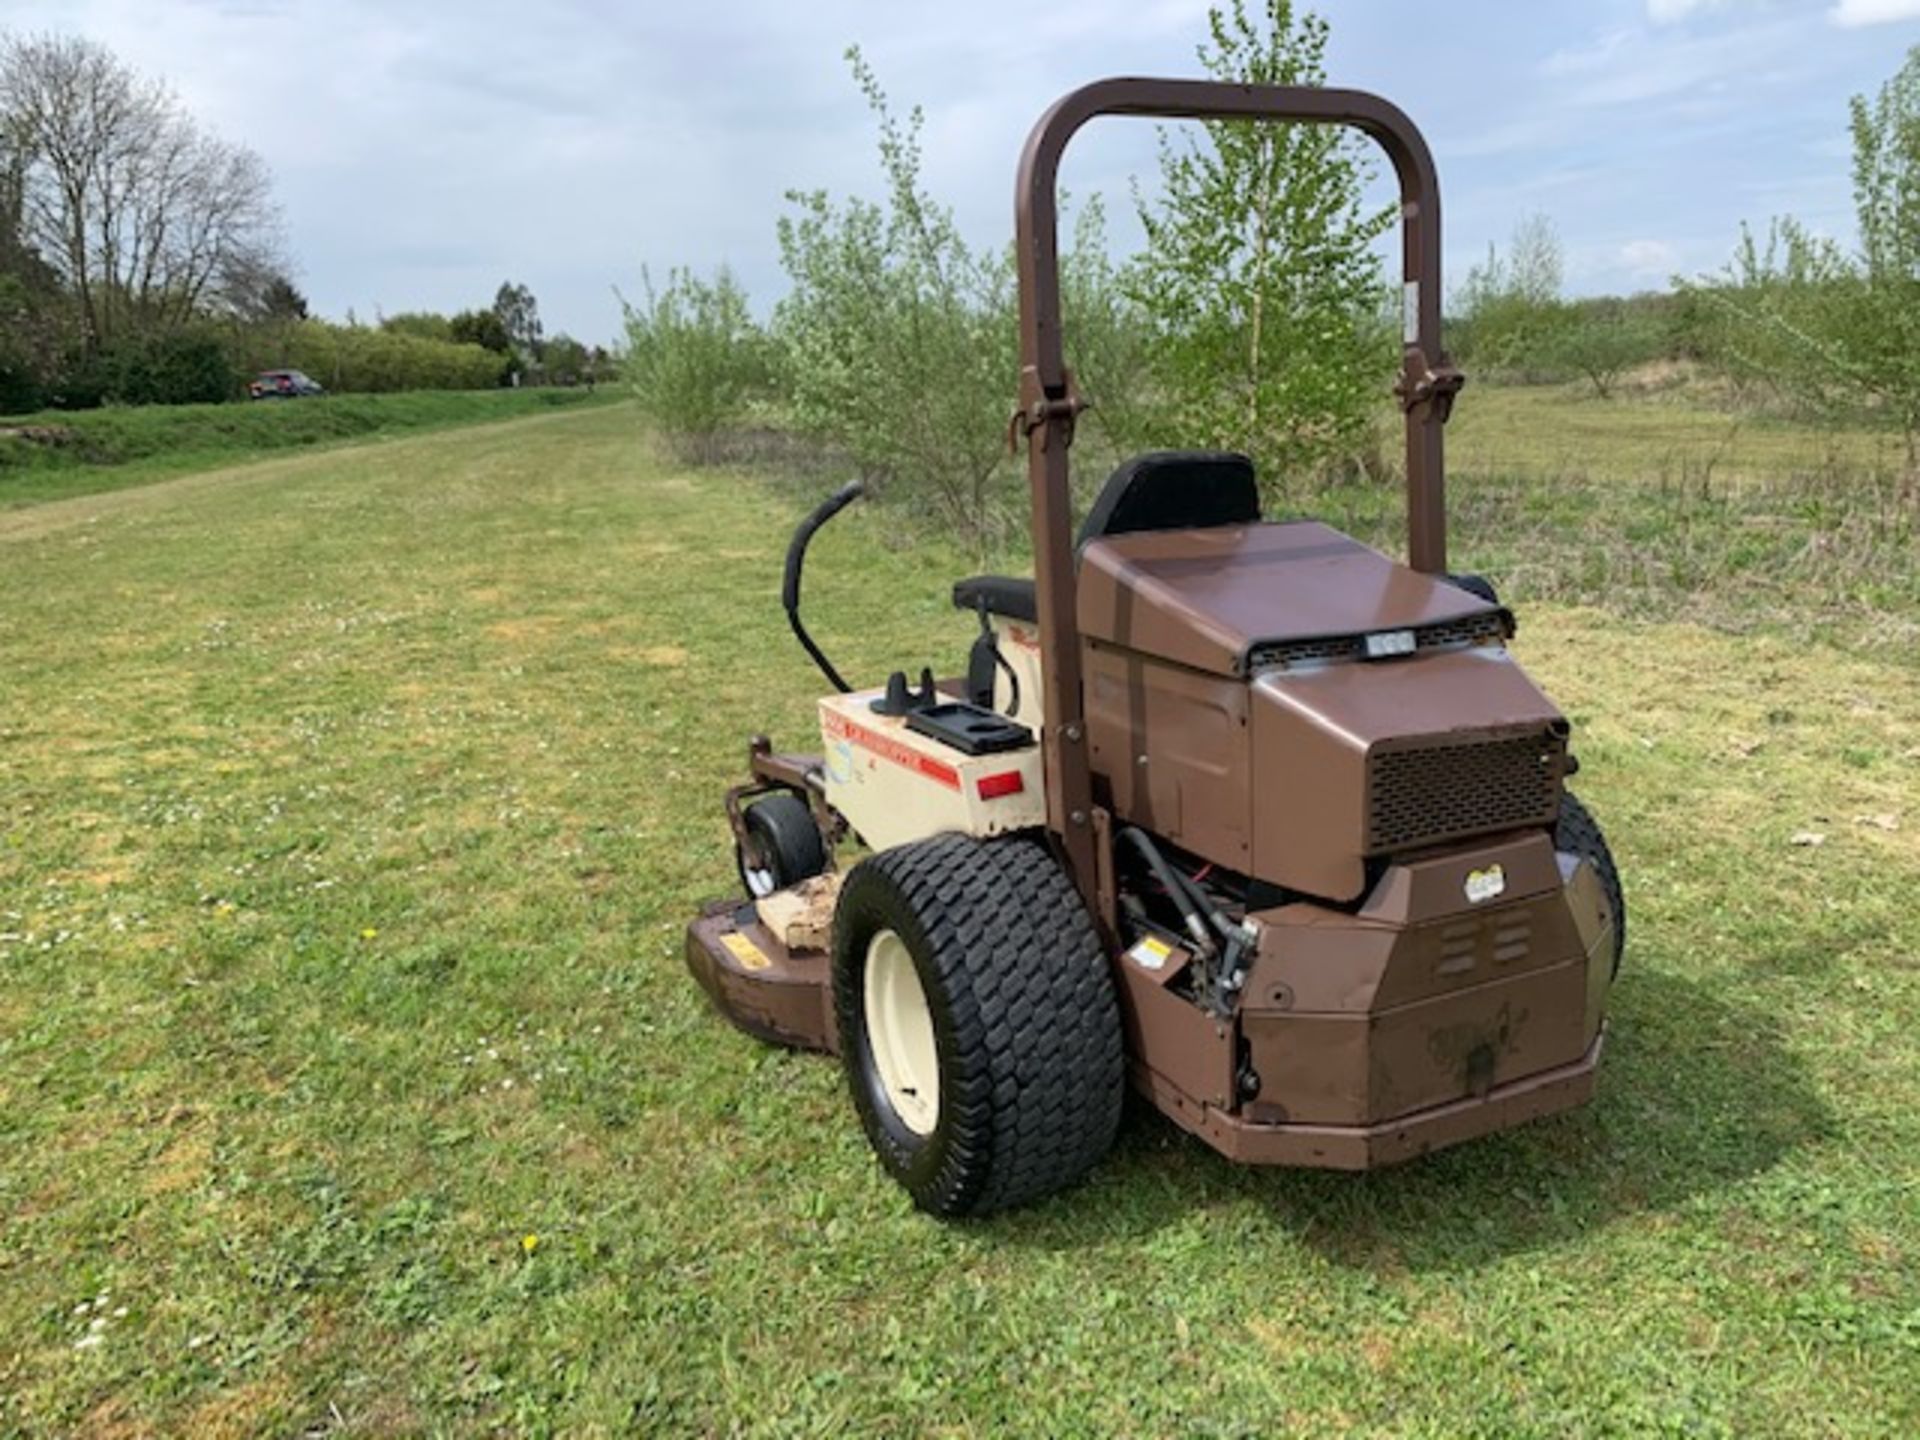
764,49 -> 1143,543
1126,0 -> 1394,485
1453,213 -> 1565,379
1540,298 -> 1665,399
381,311 -> 454,342
541,332 -> 590,385
0,32 -> 281,351
0,105 -> 65,410
450,307 -> 511,355
774,48 -> 1022,544
1687,46 -> 1920,459
223,262 -> 308,323
623,265 -> 768,454
492,280 -> 542,367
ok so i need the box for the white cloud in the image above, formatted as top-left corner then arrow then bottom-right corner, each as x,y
1830,0 -> 1920,25
1621,239 -> 1680,276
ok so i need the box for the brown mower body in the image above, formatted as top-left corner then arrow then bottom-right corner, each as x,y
683,78 -> 1623,1215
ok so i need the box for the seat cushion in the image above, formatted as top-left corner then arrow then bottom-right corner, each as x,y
951,574 -> 1037,623
951,451 -> 1256,626
1077,451 -> 1259,548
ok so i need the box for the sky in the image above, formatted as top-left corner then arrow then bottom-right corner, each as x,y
3,0 -> 1917,344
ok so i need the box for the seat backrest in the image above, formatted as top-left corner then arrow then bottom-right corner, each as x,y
1076,451 -> 1259,548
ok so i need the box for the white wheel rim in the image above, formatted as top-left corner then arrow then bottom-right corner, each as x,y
863,928 -> 940,1136
743,862 -> 776,898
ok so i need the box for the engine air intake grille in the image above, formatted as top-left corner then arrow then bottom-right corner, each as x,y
1366,728 -> 1564,854
1248,610 -> 1508,674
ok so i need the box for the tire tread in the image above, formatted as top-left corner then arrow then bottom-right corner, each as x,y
832,833 -> 1123,1216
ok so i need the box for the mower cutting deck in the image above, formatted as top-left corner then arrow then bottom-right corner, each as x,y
683,78 -> 1625,1216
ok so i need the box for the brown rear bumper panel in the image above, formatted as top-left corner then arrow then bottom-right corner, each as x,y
1138,1030 -> 1604,1170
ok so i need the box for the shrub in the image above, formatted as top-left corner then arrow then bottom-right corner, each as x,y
1539,299 -> 1669,399
98,327 -> 239,405
774,49 -> 1022,547
1683,46 -> 1920,459
621,266 -> 769,455
240,320 -> 508,393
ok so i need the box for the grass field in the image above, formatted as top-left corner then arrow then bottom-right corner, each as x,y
0,388 -> 616,511
2,398 -> 1917,1435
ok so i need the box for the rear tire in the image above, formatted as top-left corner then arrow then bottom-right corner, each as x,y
1557,791 -> 1626,976
735,793 -> 827,899
831,833 -> 1124,1216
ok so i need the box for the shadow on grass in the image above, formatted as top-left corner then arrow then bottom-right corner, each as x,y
995,965 -> 1833,1273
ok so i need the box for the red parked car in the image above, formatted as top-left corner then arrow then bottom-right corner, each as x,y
248,369 -> 325,400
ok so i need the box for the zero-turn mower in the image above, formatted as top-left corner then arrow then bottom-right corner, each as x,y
686,78 -> 1625,1216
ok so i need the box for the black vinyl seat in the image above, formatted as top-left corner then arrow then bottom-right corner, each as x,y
951,572 -> 1038,623
1075,450 -> 1259,547
951,450 -> 1259,623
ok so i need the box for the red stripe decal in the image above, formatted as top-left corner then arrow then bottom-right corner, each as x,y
824,712 -> 962,790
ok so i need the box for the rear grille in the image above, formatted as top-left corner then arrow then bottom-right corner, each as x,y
1248,611 -> 1508,673
1366,728 -> 1564,854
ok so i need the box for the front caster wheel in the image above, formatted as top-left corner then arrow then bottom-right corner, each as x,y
830,833 -> 1124,1216
734,792 -> 827,899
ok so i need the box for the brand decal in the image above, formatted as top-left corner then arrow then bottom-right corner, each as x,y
822,711 -> 961,791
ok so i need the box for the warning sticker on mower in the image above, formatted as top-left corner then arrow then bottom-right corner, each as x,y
721,931 -> 771,972
1464,864 -> 1507,904
1127,935 -> 1174,971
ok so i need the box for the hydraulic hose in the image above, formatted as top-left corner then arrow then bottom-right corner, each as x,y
1118,827 -> 1216,960
1171,866 -> 1239,945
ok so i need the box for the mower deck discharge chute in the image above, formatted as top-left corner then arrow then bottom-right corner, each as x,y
685,78 -> 1625,1215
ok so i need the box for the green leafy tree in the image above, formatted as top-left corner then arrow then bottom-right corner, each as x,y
543,332 -> 590,385
774,47 -> 1020,545
492,281 -> 543,370
1687,45 -> 1920,459
450,307 -> 511,355
1054,194 -> 1156,480
623,263 -> 769,453
381,311 -> 454,342
1126,0 -> 1394,486
1540,297 -> 1666,400
772,48 -> 1131,545
233,318 -> 506,392
1452,213 -> 1565,380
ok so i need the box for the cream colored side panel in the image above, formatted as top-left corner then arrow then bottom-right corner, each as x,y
819,690 -> 1047,852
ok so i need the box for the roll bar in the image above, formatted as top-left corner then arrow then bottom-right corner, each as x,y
1012,79 -> 1462,901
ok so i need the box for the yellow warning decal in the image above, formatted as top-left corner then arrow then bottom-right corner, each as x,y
721,930 -> 771,972
1127,935 -> 1174,971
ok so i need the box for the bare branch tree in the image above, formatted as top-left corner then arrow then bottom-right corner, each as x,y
0,31 -> 281,350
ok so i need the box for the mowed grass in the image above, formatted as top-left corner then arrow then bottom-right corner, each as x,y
2,400 -> 1918,1436
0,387 -> 617,511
